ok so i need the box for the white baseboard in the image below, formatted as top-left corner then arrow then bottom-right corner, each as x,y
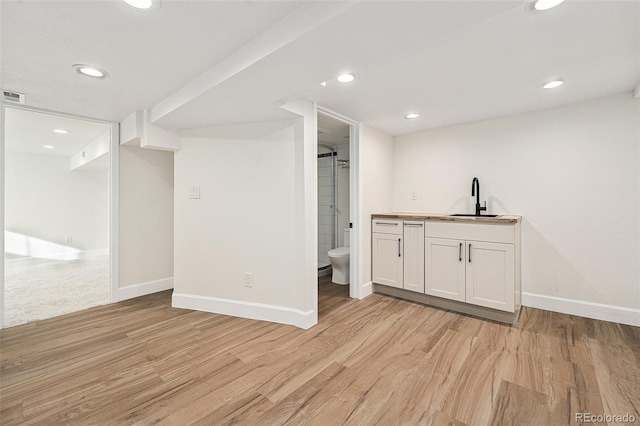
5,248 -> 109,264
172,292 -> 316,330
522,292 -> 640,327
361,281 -> 373,299
118,277 -> 174,302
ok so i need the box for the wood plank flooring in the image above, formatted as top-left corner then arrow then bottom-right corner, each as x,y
1,276 -> 638,425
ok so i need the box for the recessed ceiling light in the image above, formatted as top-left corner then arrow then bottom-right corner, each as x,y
53,129 -> 70,134
542,80 -> 564,89
320,81 -> 327,87
534,0 -> 564,11
43,145 -> 56,149
405,113 -> 420,119
337,73 -> 355,83
124,0 -> 153,9
73,64 -> 109,78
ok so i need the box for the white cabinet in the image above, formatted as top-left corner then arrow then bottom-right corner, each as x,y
372,219 -> 424,292
425,221 -> 518,313
403,221 -> 425,293
372,220 -> 403,289
466,241 -> 515,312
425,237 -> 465,302
372,214 -> 521,322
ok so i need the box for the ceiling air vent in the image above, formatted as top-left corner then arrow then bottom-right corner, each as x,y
2,90 -> 26,104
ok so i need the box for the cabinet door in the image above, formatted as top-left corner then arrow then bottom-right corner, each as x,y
372,233 -> 403,289
425,237 -> 465,302
403,222 -> 424,293
466,241 -> 515,312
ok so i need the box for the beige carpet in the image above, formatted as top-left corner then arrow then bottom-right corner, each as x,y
4,255 -> 109,327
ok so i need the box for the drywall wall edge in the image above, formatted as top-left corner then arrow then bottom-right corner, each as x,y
172,292 -> 315,329
118,277 -> 173,302
522,292 -> 640,326
361,281 -> 373,299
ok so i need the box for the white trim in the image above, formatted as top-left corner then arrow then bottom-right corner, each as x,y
0,103 -> 5,329
522,292 -> 640,326
306,104 -> 318,326
172,292 -> 315,330
351,123 -> 363,299
361,281 -> 373,299
109,121 -> 119,305
118,277 -> 174,302
5,249 -> 109,264
3,104 -> 114,125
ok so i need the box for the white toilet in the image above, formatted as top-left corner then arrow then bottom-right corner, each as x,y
328,228 -> 350,285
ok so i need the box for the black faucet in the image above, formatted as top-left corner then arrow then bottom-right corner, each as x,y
471,177 -> 487,216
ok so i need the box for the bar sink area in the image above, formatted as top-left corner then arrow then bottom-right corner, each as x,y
370,176 -> 522,323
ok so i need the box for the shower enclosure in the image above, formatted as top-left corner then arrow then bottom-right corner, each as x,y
318,144 -> 338,276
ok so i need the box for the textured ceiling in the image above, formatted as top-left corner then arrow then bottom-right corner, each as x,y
2,1 -> 638,136
1,1 -> 301,121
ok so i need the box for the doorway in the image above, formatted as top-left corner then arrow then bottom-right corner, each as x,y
317,109 -> 357,312
2,106 -> 115,327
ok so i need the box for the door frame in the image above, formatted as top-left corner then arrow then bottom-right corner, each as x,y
316,106 -> 363,299
0,104 -> 119,328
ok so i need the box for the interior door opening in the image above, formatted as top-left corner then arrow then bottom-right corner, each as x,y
316,108 -> 359,314
2,106 -> 113,328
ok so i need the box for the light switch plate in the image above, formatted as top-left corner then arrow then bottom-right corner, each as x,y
244,272 -> 253,287
189,186 -> 200,199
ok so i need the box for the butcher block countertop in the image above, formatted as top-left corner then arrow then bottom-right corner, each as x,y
372,213 -> 521,224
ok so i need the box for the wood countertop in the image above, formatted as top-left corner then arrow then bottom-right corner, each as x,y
372,213 -> 521,224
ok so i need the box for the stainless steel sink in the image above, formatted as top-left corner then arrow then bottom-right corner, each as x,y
450,214 -> 500,217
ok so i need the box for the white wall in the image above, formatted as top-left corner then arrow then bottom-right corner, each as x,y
5,152 -> 108,258
360,124 -> 394,291
393,92 -> 639,317
118,145 -> 174,296
173,120 -> 312,327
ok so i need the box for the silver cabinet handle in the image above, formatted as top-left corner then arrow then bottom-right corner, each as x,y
404,223 -> 423,227
375,222 -> 398,226
469,243 -> 472,263
398,238 -> 401,257
459,243 -> 462,262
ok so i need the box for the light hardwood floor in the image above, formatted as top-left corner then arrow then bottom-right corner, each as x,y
1,276 -> 638,425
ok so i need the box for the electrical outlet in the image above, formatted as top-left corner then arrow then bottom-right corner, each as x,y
64,235 -> 73,244
189,186 -> 200,199
244,272 -> 253,287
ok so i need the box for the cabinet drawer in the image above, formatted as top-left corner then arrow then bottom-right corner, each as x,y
372,219 -> 403,235
426,221 -> 514,244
